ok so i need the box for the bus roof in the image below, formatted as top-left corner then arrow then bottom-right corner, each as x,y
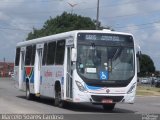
17,30 -> 133,47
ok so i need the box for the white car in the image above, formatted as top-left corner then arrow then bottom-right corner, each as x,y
9,72 -> 14,78
141,78 -> 149,84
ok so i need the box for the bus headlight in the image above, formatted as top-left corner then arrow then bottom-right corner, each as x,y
75,81 -> 86,92
127,82 -> 136,94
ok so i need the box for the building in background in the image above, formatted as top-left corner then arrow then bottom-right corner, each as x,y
0,62 -> 14,77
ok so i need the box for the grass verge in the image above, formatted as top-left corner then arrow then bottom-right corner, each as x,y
136,85 -> 160,96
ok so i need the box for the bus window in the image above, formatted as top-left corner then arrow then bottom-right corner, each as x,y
25,46 -> 32,65
42,43 -> 48,65
31,45 -> 36,65
15,47 -> 20,66
55,40 -> 65,65
47,42 -> 56,65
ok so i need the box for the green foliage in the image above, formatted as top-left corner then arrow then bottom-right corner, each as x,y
26,12 -> 98,40
139,54 -> 155,76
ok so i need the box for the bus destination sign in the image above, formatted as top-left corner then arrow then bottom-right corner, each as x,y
85,34 -> 120,41
77,33 -> 132,42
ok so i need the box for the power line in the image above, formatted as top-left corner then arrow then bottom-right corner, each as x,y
114,20 -> 160,30
121,24 -> 160,31
101,0 -> 148,8
114,20 -> 160,29
0,27 -> 31,31
101,9 -> 160,20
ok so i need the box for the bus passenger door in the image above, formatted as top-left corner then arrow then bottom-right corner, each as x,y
19,48 -> 25,90
66,47 -> 73,99
34,45 -> 43,95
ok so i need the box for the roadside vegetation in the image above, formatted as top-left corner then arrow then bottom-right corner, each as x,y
136,85 -> 160,96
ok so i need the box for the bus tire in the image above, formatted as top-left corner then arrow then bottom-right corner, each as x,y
55,91 -> 65,108
54,84 -> 66,108
102,103 -> 115,111
26,82 -> 33,100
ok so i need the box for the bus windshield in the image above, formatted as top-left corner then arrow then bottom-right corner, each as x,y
76,33 -> 135,81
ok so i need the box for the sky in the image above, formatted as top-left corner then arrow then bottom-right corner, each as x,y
0,0 -> 160,70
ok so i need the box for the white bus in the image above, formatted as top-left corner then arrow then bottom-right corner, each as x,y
14,30 -> 139,110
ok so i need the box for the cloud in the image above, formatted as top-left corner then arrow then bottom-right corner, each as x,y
0,0 -> 25,9
152,23 -> 160,42
9,18 -> 33,31
0,12 -> 9,20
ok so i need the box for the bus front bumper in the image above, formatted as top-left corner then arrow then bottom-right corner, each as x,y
73,92 -> 135,104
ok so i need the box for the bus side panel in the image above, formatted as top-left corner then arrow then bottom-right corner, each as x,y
40,66 -> 64,98
40,66 -> 54,97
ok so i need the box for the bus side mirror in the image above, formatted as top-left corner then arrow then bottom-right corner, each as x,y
136,51 -> 141,58
71,48 -> 77,62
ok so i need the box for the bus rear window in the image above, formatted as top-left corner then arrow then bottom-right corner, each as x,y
15,47 -> 20,66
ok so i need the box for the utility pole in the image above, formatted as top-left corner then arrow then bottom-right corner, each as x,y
96,0 -> 100,30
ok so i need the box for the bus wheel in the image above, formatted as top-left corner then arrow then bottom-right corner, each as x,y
54,87 -> 66,108
26,83 -> 33,100
102,103 -> 115,111
55,90 -> 62,107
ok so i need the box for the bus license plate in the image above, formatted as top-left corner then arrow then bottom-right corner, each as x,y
102,99 -> 113,103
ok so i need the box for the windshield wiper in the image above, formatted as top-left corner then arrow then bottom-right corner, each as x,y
112,48 -> 121,60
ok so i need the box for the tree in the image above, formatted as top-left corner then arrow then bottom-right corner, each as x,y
26,12 -> 102,40
139,54 -> 155,76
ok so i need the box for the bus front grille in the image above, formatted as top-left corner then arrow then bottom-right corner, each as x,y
91,95 -> 124,103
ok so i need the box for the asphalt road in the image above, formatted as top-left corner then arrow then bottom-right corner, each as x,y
0,78 -> 160,120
